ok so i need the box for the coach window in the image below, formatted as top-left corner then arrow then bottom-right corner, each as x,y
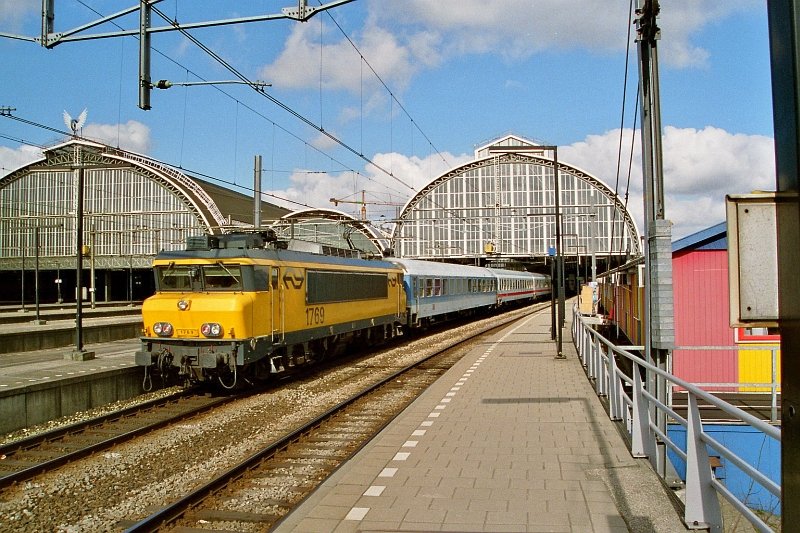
425,278 -> 433,297
434,278 -> 442,296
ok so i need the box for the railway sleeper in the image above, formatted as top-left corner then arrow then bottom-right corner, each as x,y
188,509 -> 281,523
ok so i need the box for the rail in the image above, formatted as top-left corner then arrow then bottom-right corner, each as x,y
571,306 -> 781,532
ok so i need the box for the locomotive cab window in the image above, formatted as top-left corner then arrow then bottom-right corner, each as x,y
204,264 -> 243,290
155,263 -> 243,292
157,263 -> 195,291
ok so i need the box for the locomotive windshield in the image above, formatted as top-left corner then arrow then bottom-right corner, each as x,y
156,262 -> 243,292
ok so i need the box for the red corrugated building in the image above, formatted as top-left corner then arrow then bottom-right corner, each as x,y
671,222 -> 780,392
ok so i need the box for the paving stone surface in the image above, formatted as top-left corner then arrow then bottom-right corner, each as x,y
276,307 -> 687,532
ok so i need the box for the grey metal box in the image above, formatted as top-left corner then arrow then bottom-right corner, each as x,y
725,193 -> 788,326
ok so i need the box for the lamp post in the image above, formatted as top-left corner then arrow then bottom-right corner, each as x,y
18,222 -> 65,323
19,232 -> 26,313
69,143 -> 94,361
55,269 -> 62,304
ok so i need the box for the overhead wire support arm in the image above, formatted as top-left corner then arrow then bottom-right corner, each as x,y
152,80 -> 271,92
35,0 -> 355,47
39,1 -> 160,48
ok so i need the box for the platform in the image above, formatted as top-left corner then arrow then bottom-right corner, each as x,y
276,307 -> 686,532
0,303 -> 142,354
0,337 -> 144,434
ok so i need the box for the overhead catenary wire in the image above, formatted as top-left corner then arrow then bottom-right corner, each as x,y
3,1 -> 434,227
319,1 -> 451,173
149,4 -> 417,195
68,0 -> 411,202
608,0 -> 638,267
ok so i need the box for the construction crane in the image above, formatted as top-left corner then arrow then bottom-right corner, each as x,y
329,190 -> 404,220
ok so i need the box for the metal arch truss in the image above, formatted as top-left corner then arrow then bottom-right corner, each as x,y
273,208 -> 391,254
104,146 -> 227,230
1,139 -> 224,232
394,152 -> 642,257
0,139 -> 225,270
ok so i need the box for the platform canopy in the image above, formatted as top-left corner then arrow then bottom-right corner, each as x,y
391,134 -> 641,270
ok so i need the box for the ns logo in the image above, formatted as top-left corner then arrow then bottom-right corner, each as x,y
282,268 -> 305,289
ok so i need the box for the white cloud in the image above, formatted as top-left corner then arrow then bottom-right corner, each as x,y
258,0 -> 759,120
375,0 -> 628,58
373,0 -> 759,67
83,120 -> 152,154
266,150 -> 471,219
0,144 -> 43,176
259,19 -> 429,95
264,125 -> 774,240
561,125 -> 775,239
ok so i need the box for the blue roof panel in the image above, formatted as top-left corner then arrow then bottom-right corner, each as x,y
672,221 -> 727,252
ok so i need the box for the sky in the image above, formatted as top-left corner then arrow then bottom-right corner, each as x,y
0,0 -> 776,239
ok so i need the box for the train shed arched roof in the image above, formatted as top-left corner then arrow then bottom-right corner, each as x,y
392,134 -> 641,268
0,138 -> 289,270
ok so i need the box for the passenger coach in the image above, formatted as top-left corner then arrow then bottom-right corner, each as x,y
492,269 -> 551,305
386,258 -> 496,328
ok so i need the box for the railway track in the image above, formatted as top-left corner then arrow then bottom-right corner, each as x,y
0,390 -> 233,489
122,307 -> 542,532
0,303 -> 548,532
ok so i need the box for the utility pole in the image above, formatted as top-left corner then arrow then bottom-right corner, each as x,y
553,147 -> 565,358
635,0 -> 674,483
139,0 -> 152,110
254,155 -> 263,228
767,3 -> 800,531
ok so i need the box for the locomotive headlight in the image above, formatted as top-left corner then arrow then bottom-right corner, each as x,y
201,322 -> 223,338
153,322 -> 174,337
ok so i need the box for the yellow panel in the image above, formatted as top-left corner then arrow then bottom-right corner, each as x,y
738,345 -> 781,392
579,285 -> 594,314
143,292 -> 257,339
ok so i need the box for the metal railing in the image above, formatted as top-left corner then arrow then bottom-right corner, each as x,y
672,345 -> 781,424
572,306 -> 781,532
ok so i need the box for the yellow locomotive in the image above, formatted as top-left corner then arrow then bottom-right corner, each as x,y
136,233 -> 406,388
